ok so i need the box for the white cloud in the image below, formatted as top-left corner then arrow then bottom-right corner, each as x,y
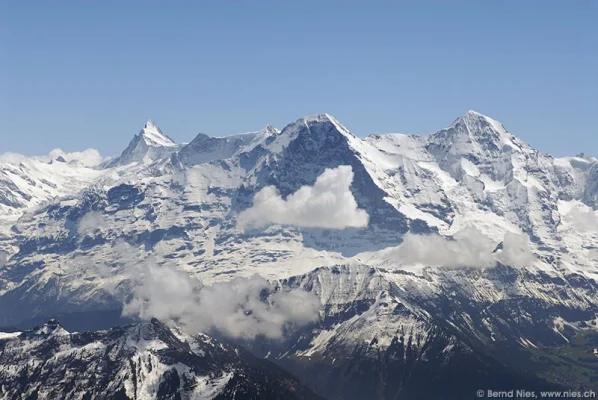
495,232 -> 536,268
122,259 -> 202,328
77,211 -> 109,236
389,227 -> 536,268
48,148 -> 103,167
84,240 -> 321,340
189,276 -> 320,340
120,258 -> 321,340
0,152 -> 29,164
564,206 -> 598,232
238,165 -> 369,230
0,148 -> 103,167
392,227 -> 496,268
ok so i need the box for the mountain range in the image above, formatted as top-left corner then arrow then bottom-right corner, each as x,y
1,110 -> 597,399
0,318 -> 322,399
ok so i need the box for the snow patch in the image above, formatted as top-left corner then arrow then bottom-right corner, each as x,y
0,332 -> 20,340
460,158 -> 480,177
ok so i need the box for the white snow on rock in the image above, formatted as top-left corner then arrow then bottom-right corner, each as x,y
140,120 -> 177,148
0,331 -> 20,340
1,110 -> 598,363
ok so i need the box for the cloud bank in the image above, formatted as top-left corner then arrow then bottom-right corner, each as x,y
49,148 -> 104,167
238,165 -> 369,230
118,256 -> 320,340
391,227 -> 536,268
0,148 -> 103,167
394,227 -> 496,268
0,153 -> 30,164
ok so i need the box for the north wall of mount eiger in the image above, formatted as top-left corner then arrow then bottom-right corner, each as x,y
1,111 -> 597,398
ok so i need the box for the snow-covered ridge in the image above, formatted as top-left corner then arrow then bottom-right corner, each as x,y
0,331 -> 20,340
102,119 -> 180,168
0,318 -> 321,400
0,153 -> 104,221
0,110 -> 596,397
0,109 -> 597,340
174,124 -> 280,167
0,121 -> 279,220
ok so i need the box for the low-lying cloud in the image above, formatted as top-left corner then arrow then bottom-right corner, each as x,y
48,148 -> 104,167
564,206 -> 598,232
496,231 -> 536,268
394,227 -> 496,268
77,211 -> 109,236
0,153 -> 30,164
116,256 -> 320,340
391,227 -> 536,268
0,148 -> 103,167
238,165 -> 369,230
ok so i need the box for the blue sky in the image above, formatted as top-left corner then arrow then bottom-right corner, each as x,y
1,1 -> 596,157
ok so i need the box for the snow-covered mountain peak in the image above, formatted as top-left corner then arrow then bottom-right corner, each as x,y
284,113 -> 334,128
103,120 -> 178,167
462,109 -> 490,119
144,119 -> 158,130
118,318 -> 178,347
449,110 -> 509,139
263,124 -> 280,135
296,113 -> 351,132
245,124 -> 281,149
299,113 -> 333,123
277,113 -> 356,145
427,110 -> 530,163
139,119 -> 176,147
32,319 -> 69,336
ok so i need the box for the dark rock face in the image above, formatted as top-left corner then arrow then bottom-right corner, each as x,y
107,184 -> 145,210
276,339 -> 563,400
232,116 -> 425,256
0,319 -> 323,400
229,265 -> 586,399
254,117 -> 410,234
